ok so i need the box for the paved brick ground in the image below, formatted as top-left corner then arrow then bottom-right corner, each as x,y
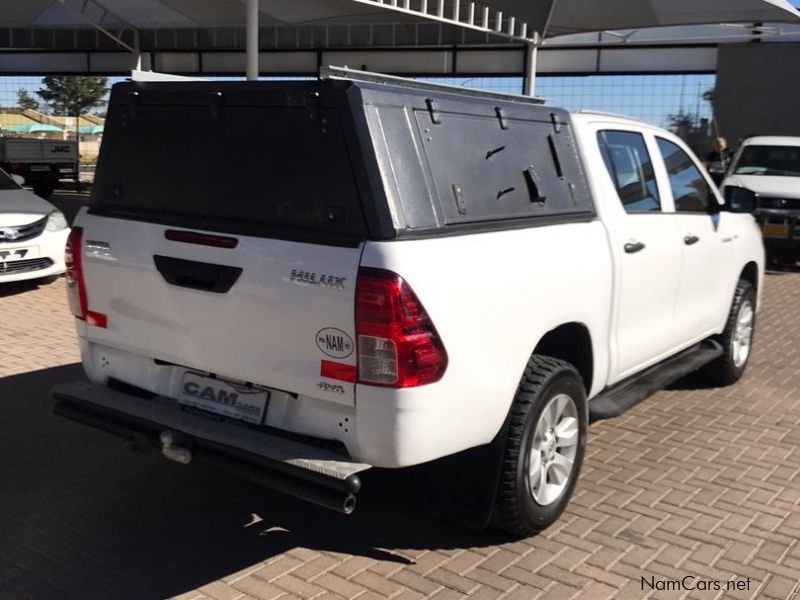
0,270 -> 798,600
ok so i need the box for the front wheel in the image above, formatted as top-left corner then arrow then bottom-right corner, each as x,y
704,280 -> 756,386
492,355 -> 587,537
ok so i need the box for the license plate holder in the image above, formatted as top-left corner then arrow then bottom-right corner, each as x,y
177,372 -> 269,425
29,165 -> 51,172
0,246 -> 36,262
762,222 -> 790,237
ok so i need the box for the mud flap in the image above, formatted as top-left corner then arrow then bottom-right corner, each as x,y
415,415 -> 512,530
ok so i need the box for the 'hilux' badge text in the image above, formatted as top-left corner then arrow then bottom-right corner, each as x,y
289,269 -> 346,290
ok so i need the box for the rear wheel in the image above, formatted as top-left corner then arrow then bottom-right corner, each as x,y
704,280 -> 756,386
491,355 -> 587,537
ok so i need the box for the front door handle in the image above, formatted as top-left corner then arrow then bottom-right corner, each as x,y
684,234 -> 700,246
624,240 -> 646,254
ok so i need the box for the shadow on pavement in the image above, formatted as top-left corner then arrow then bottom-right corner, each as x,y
0,277 -> 61,299
0,364 -> 507,600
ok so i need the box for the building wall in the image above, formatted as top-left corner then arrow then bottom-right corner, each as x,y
716,43 -> 800,147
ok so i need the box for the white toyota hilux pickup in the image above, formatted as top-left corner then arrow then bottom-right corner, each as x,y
54,70 -> 764,536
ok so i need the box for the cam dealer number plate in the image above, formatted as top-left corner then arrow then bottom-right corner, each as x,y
177,372 -> 269,425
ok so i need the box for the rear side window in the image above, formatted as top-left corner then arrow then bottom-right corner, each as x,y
597,131 -> 660,213
412,109 -> 592,225
656,138 -> 714,213
94,87 -> 367,240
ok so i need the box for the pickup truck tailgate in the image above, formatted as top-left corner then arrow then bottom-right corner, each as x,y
80,213 -> 361,405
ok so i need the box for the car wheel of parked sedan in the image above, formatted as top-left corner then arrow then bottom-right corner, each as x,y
492,355 -> 587,537
705,279 -> 756,386
32,183 -> 55,199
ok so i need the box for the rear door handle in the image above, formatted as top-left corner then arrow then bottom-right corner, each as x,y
624,240 -> 646,254
684,234 -> 700,246
154,255 -> 242,293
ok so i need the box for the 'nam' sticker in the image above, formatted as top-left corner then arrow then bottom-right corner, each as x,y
316,328 -> 354,359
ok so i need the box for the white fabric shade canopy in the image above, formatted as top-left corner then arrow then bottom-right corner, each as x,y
3,0 -> 799,91
491,0 -> 800,37
4,0 -> 799,36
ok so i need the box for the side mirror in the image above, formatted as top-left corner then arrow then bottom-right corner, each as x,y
11,174 -> 25,186
723,186 -> 757,213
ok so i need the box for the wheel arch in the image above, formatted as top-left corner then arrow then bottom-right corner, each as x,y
532,322 -> 594,393
740,261 -> 759,291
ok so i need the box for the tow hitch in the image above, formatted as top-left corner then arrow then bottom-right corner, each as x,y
159,430 -> 192,465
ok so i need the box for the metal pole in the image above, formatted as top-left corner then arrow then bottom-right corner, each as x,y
246,0 -> 259,80
134,29 -> 142,71
523,37 -> 538,97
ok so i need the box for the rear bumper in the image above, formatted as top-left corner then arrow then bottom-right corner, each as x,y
52,380 -> 371,513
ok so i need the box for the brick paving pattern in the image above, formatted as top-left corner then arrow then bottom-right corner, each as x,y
0,271 -> 798,600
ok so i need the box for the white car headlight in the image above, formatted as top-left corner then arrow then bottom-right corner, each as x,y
46,211 -> 68,231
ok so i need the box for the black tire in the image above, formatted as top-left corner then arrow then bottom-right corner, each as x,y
33,183 -> 55,199
704,280 -> 756,386
491,355 -> 587,537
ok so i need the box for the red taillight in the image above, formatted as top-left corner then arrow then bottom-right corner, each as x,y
355,267 -> 447,388
65,227 -> 87,320
65,226 -> 107,328
165,229 -> 238,249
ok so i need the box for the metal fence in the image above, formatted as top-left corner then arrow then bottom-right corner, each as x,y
1,72 -> 716,152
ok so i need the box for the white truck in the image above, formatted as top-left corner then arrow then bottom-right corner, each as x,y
721,135 -> 800,266
0,137 -> 78,198
53,71 -> 764,536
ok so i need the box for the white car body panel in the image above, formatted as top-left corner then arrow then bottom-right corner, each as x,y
73,113 -> 765,469
78,212 -> 362,407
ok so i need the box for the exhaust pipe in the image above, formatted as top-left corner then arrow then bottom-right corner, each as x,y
199,447 -> 357,515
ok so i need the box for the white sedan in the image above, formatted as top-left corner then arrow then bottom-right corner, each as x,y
0,168 -> 69,283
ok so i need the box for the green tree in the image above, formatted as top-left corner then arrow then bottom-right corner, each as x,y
16,88 -> 40,111
36,76 -> 108,180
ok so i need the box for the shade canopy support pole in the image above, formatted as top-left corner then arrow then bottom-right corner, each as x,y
246,0 -> 259,80
523,34 -> 539,97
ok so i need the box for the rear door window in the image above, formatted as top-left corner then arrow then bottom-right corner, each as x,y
94,86 -> 367,240
413,109 -> 592,225
656,138 -> 714,213
597,130 -> 660,213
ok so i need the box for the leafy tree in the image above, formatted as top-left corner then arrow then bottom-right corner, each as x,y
16,88 -> 39,111
36,76 -> 108,175
36,76 -> 108,118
